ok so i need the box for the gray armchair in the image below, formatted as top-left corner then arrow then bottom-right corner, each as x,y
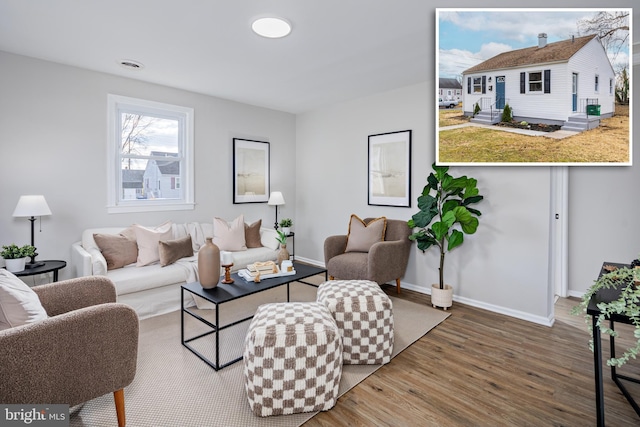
324,218 -> 411,293
0,276 -> 139,427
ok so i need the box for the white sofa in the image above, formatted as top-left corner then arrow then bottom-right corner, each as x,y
70,222 -> 279,319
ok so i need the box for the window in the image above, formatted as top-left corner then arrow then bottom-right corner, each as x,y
610,78 -> 614,95
595,74 -> 599,92
107,95 -> 194,213
473,77 -> 482,93
528,72 -> 542,92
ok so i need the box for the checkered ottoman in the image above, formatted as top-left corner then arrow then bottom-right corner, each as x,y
243,302 -> 343,417
317,279 -> 394,365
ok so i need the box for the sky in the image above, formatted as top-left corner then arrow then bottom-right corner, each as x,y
437,8 -> 631,79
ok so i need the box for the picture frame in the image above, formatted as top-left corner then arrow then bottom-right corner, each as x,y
233,138 -> 270,203
368,130 -> 411,207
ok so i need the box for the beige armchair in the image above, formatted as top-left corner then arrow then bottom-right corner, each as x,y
324,218 -> 411,293
0,276 -> 139,427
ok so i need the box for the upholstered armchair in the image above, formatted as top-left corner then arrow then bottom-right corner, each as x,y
324,217 -> 411,293
0,276 -> 139,427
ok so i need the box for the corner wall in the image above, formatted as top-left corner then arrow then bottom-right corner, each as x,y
295,81 -> 554,324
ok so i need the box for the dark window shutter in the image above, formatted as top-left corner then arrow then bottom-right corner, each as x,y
544,69 -> 551,93
482,76 -> 486,94
520,72 -> 526,93
467,77 -> 471,94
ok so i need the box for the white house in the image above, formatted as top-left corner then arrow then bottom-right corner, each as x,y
462,34 -> 616,131
438,77 -> 462,102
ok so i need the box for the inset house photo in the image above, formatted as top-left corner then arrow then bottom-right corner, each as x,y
436,8 -> 631,165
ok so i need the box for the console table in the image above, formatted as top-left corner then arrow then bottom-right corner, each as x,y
587,262 -> 640,426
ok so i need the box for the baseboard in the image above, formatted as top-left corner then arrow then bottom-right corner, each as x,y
297,256 -> 554,327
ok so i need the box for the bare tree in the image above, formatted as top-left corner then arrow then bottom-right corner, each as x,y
577,11 -> 629,62
121,114 -> 156,168
616,66 -> 629,104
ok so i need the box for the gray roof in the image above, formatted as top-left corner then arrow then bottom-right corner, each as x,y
463,34 -> 597,74
122,169 -> 144,188
439,78 -> 462,89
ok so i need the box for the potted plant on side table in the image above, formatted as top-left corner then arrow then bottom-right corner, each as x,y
279,218 -> 293,235
1,244 -> 37,273
407,164 -> 483,310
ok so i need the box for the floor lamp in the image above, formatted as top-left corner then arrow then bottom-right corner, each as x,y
12,195 -> 52,268
267,191 -> 285,230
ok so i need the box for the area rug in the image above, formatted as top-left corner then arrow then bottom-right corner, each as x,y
70,281 -> 449,427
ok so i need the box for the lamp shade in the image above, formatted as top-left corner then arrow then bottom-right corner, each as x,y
267,191 -> 285,206
12,195 -> 52,217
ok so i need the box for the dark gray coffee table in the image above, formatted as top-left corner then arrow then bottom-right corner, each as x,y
181,262 -> 327,370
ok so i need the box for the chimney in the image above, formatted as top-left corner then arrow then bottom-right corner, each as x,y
538,33 -> 547,48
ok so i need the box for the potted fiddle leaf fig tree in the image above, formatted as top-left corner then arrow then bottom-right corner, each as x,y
407,164 -> 483,310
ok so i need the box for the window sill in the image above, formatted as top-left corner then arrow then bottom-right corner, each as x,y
107,202 -> 195,214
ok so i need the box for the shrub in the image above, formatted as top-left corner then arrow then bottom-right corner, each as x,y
501,103 -> 513,122
473,102 -> 481,117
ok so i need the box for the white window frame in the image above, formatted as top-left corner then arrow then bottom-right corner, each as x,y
107,94 -> 194,213
609,78 -> 614,95
528,71 -> 542,92
473,77 -> 482,93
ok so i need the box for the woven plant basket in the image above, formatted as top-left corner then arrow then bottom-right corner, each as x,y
431,284 -> 453,310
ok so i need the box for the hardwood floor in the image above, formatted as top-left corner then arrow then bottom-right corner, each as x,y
304,288 -> 640,426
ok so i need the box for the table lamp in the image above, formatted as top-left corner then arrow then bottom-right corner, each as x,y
267,191 -> 285,230
12,195 -> 52,268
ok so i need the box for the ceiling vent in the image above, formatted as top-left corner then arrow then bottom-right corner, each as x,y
119,60 -> 144,70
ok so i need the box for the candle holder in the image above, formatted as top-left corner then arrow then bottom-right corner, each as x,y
221,264 -> 234,284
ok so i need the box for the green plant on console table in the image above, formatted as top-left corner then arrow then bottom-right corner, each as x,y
1,244 -> 37,259
279,218 -> 293,228
572,261 -> 640,368
407,163 -> 483,290
275,230 -> 288,246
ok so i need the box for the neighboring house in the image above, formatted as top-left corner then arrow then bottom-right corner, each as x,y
121,169 -> 144,200
462,34 -> 615,131
143,151 -> 181,199
438,78 -> 462,102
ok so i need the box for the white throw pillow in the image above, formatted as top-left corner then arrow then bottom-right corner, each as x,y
212,215 -> 247,251
133,221 -> 173,267
0,269 -> 48,330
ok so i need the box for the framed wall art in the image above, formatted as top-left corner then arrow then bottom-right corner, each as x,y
233,138 -> 270,203
368,130 -> 411,207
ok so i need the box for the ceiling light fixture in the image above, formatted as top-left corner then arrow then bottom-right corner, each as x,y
251,17 -> 291,39
119,59 -> 144,70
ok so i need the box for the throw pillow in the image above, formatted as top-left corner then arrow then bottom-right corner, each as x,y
0,269 -> 48,331
213,215 -> 247,251
345,214 -> 387,253
159,235 -> 194,267
244,219 -> 263,248
93,232 -> 138,270
133,221 -> 173,267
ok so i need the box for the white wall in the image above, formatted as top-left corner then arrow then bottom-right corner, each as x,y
295,81 -> 554,324
0,52 -> 296,281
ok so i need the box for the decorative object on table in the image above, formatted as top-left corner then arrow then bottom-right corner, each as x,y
267,191 -> 285,230
1,244 -> 37,273
281,259 -> 293,272
233,138 -> 270,204
197,238 -> 220,289
275,230 -> 290,265
220,251 -> 234,284
12,195 -> 52,268
572,258 -> 640,368
407,163 -> 483,310
279,218 -> 292,235
247,261 -> 278,275
368,130 -> 412,207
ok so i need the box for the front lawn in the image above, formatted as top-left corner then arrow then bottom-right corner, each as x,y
437,105 -> 629,164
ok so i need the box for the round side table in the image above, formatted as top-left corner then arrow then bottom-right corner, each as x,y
12,260 -> 67,282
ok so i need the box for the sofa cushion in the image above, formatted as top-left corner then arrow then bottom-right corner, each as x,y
133,222 -> 173,267
93,232 -> 138,270
213,215 -> 247,251
0,269 -> 48,330
345,215 -> 387,253
245,220 -> 263,248
159,236 -> 194,267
